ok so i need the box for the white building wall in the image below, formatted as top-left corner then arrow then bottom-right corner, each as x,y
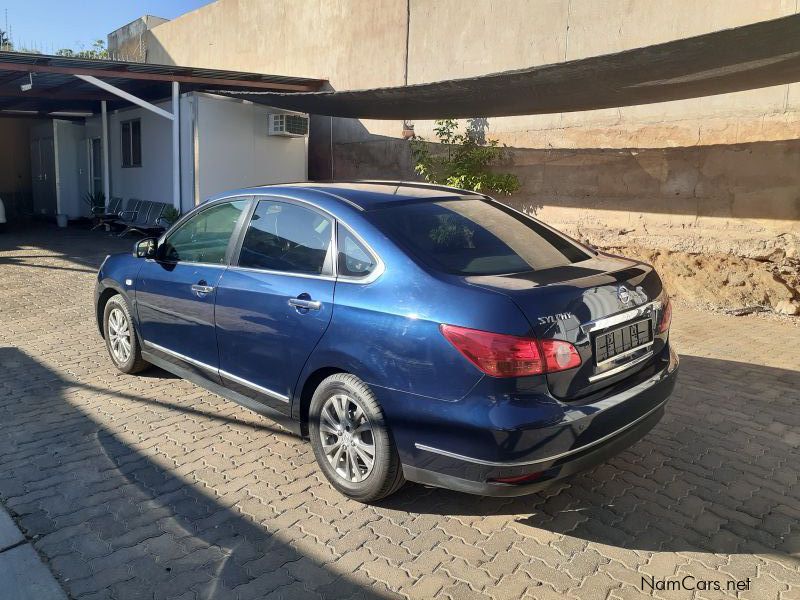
105,93 -> 308,214
195,94 -> 307,203
107,99 -> 174,205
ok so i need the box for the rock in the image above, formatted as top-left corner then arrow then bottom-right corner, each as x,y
774,300 -> 800,316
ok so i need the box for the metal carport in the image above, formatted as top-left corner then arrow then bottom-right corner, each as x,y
0,52 -> 325,209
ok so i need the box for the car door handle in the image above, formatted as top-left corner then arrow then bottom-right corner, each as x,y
191,284 -> 215,297
288,298 -> 322,311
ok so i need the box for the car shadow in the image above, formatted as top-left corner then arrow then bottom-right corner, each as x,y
379,355 -> 800,560
0,346 -> 397,600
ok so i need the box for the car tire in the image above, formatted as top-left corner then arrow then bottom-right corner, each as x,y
309,373 -> 405,502
103,294 -> 149,374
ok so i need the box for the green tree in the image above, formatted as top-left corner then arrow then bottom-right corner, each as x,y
56,39 -> 108,59
409,119 -> 520,195
0,29 -> 11,51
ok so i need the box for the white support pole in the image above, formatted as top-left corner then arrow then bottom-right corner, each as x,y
171,81 -> 180,211
101,101 -> 110,205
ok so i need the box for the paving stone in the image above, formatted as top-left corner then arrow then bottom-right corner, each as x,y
1,225 -> 799,600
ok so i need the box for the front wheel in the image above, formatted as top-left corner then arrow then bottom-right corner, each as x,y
103,294 -> 149,374
309,373 -> 405,502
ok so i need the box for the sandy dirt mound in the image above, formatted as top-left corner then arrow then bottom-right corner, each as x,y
600,244 -> 799,314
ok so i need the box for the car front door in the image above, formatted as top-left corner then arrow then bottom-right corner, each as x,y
214,198 -> 336,412
136,198 -> 251,380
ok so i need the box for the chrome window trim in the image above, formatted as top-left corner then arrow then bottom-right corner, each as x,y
235,194 -> 336,279
228,193 -> 386,285
333,222 -> 386,285
414,397 -> 668,468
143,340 -> 290,403
158,190 -> 386,285
588,350 -> 654,383
227,264 -> 337,281
144,259 -> 227,269
156,197 -> 253,265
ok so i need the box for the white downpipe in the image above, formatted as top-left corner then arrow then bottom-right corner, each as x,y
171,82 -> 180,211
101,101 -> 110,205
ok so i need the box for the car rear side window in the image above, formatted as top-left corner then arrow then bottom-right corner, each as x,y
160,200 -> 249,264
370,198 -> 591,275
238,200 -> 333,275
337,223 -> 377,278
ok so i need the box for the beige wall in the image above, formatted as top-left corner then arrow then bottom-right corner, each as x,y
146,0 -> 407,90
142,0 -> 800,258
147,0 -> 800,144
108,15 -> 169,62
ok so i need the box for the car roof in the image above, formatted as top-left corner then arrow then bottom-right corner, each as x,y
216,180 -> 486,212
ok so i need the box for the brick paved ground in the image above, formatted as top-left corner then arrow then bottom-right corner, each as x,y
0,224 -> 798,600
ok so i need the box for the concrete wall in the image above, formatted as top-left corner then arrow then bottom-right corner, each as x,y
107,15 -> 169,62
141,0 -> 800,258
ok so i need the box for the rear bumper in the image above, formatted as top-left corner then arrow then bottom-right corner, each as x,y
403,399 -> 665,496
387,345 -> 678,496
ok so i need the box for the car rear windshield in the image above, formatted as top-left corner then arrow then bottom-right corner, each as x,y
370,198 -> 591,275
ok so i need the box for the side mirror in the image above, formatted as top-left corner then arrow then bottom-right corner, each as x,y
133,237 -> 158,259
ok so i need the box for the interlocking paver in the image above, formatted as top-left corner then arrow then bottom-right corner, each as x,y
0,224 -> 799,599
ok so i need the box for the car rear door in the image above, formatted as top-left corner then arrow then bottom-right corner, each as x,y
136,198 -> 251,380
214,197 -> 336,412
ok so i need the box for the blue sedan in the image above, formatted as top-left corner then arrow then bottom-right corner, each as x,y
95,182 -> 678,501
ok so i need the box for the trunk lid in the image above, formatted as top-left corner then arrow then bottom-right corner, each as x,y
464,253 -> 666,400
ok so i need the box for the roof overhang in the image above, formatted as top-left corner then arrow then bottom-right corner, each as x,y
214,13 -> 800,119
0,51 -> 326,116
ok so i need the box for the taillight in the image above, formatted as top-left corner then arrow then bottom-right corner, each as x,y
658,298 -> 672,333
540,339 -> 582,372
439,324 -> 581,378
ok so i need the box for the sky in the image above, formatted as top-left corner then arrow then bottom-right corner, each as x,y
0,1 -> 214,54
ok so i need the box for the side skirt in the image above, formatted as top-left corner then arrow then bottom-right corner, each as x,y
142,350 -> 302,437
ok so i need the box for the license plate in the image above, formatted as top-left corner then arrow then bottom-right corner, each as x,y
594,319 -> 653,364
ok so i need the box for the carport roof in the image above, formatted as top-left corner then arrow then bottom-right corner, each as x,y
0,51 -> 327,116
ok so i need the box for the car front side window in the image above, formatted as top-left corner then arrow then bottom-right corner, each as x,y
237,200 -> 333,276
160,200 -> 249,265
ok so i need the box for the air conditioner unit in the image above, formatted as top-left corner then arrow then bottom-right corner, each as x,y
268,113 -> 309,137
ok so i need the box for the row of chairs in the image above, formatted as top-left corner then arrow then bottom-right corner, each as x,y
93,197 -> 173,237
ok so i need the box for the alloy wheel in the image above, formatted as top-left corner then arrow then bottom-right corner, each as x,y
108,307 -> 131,364
319,393 -> 376,482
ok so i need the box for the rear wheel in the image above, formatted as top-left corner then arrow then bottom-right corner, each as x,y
309,373 -> 404,502
103,294 -> 149,374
